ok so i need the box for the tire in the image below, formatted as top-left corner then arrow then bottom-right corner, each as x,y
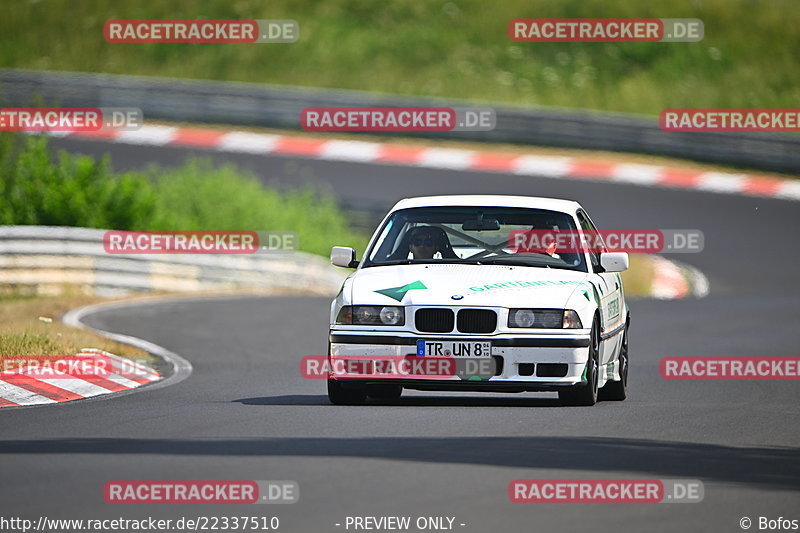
367,384 -> 403,401
327,379 -> 367,405
559,316 -> 600,406
599,315 -> 629,401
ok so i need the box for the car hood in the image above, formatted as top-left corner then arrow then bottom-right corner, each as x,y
350,264 -> 591,309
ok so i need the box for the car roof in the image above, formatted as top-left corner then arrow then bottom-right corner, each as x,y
389,195 -> 582,213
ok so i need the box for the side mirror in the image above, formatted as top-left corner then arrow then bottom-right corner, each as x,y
599,252 -> 629,273
331,246 -> 358,268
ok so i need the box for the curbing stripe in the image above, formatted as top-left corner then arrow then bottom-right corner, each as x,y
80,375 -> 131,392
115,125 -> 177,145
104,373 -> 146,389
274,136 -> 326,156
169,128 -> 226,147
80,349 -> 161,380
0,396 -> 19,407
320,140 -> 383,162
650,255 -> 691,300
471,152 -> 519,172
36,377 -> 113,397
776,181 -> 800,201
217,132 -> 280,153
0,381 -> 57,405
695,172 -> 749,193
611,164 -> 663,185
0,350 -> 164,408
513,155 -> 572,178
3,376 -> 84,402
659,169 -> 702,188
48,126 -> 799,201
567,159 -> 617,179
376,144 -> 425,164
418,148 -> 476,170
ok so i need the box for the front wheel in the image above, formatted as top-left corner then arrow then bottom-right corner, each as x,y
599,315 -> 629,401
559,317 -> 600,406
327,379 -> 367,405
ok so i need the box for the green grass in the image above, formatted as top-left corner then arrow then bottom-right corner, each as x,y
2,0 -> 798,115
0,331 -> 61,357
0,132 -> 368,257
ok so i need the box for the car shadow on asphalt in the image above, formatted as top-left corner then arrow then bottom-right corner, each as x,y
233,394 -> 564,407
0,435 -> 797,491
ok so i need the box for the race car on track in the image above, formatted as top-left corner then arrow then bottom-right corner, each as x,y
328,195 -> 630,406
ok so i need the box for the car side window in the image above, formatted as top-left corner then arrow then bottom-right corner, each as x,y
577,211 -> 604,271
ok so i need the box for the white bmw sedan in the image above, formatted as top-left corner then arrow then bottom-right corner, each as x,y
328,195 -> 630,406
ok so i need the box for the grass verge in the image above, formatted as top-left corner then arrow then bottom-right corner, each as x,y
0,291 -> 151,360
2,0 -> 798,115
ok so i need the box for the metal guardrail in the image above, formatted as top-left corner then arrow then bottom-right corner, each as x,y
0,226 -> 346,296
1,68 -> 798,173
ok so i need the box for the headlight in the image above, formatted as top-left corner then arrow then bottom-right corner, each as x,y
508,309 -> 581,329
336,306 -> 405,326
379,306 -> 404,325
509,309 -> 536,328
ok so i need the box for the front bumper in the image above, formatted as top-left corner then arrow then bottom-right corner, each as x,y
329,332 -> 591,389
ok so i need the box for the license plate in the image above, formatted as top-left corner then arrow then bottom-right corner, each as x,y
416,340 -> 491,357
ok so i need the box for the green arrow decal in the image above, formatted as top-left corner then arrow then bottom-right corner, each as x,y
374,280 -> 427,302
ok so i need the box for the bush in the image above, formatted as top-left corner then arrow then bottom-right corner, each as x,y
0,132 -> 367,257
0,134 -> 158,229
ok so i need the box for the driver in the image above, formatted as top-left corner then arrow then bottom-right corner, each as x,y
408,226 -> 439,259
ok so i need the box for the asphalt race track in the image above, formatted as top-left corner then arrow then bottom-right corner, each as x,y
1,137 -> 798,531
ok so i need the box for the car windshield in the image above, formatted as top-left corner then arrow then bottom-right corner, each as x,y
363,206 -> 587,272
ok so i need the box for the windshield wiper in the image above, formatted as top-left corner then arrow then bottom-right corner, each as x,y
369,259 -> 464,266
474,258 -> 535,266
476,258 -> 577,271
